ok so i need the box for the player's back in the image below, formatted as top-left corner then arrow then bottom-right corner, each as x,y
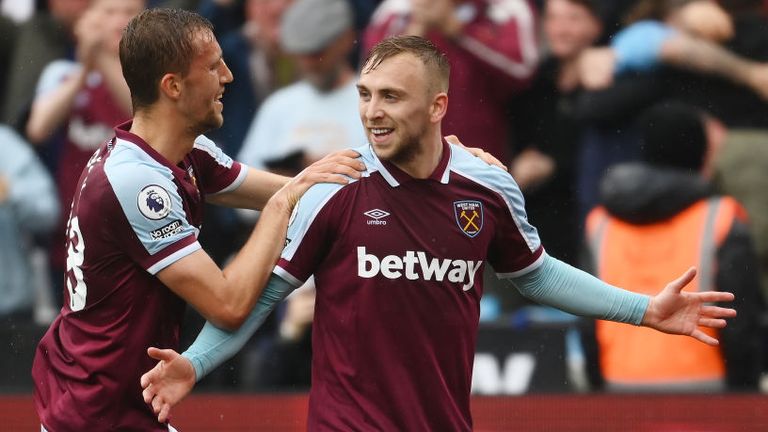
32,135 -> 189,432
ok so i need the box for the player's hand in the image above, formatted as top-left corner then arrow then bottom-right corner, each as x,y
273,149 -> 365,210
444,135 -> 506,170
140,347 -> 196,424
641,267 -> 737,346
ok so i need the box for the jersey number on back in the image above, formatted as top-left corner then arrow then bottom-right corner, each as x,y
65,216 -> 87,311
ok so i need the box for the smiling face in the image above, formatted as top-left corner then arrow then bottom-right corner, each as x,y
544,0 -> 602,60
357,52 -> 444,166
176,30 -> 233,135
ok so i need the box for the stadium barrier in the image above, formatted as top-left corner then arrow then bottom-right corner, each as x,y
3,393 -> 768,431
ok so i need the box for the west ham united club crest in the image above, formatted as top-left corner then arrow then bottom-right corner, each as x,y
454,200 -> 483,238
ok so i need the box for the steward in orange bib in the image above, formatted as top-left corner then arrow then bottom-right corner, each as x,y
582,102 -> 764,392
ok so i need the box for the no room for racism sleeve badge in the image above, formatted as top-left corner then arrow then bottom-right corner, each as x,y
454,200 -> 483,238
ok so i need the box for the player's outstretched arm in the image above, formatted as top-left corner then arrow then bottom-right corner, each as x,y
510,256 -> 736,345
140,348 -> 194,424
142,274 -> 296,423
641,267 -> 736,346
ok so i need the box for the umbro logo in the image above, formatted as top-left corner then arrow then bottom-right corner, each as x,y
364,209 -> 390,226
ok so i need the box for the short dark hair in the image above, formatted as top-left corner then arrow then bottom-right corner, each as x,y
362,35 -> 450,93
119,8 -> 214,111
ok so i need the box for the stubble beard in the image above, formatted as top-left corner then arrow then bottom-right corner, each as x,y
376,130 -> 422,167
193,110 -> 224,136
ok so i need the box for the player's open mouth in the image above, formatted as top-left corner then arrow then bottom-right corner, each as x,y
371,128 -> 393,138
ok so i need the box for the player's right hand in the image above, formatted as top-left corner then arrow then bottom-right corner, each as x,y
275,149 -> 365,210
140,347 -> 196,424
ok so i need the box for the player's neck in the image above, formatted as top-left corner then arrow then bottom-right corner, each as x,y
130,110 -> 196,164
394,133 -> 443,179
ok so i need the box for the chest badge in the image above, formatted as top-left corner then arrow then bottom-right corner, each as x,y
454,200 -> 483,238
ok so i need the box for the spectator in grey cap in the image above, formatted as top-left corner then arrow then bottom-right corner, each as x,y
279,0 -> 356,91
236,0 -> 363,202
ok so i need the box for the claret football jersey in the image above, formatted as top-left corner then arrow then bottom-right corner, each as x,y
274,141 -> 544,431
32,122 -> 246,431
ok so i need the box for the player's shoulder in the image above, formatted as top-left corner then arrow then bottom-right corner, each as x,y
296,144 -> 372,213
192,134 -> 235,168
105,139 -> 176,200
448,144 -> 526,205
448,144 -> 516,189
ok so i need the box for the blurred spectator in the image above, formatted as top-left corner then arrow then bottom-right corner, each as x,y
237,0 -> 364,175
363,0 -> 539,163
507,0 -> 605,267
1,0 -> 35,23
713,129 -> 768,302
578,0 -> 768,104
198,0 -> 246,37
582,101 -> 764,392
2,0 -> 90,131
197,0 -> 298,268
25,0 -> 142,306
208,0 -> 297,156
0,13 -> 17,106
569,0 -> 768,223
0,125 -> 58,322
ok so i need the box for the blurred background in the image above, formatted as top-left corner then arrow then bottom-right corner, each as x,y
3,0 -> 768,430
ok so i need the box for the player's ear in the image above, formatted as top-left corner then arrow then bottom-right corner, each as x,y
159,73 -> 182,101
429,92 -> 448,124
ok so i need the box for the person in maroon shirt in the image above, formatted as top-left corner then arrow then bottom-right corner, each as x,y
363,0 -> 540,163
31,8 -> 364,432
140,35 -> 737,431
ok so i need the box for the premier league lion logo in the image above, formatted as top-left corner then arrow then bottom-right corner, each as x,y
146,191 -> 166,213
137,185 -> 172,220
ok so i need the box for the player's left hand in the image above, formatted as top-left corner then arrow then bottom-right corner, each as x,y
444,135 -> 506,170
641,267 -> 737,346
140,347 -> 196,424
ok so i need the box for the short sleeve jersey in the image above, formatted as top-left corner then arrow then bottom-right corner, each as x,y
32,122 -> 246,432
274,142 -> 544,431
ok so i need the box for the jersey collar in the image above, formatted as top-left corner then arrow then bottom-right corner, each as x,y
114,121 -> 189,178
372,140 -> 452,187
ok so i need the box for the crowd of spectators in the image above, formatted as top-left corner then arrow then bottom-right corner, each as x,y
2,0 -> 768,394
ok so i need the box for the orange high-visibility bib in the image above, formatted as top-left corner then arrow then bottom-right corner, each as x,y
586,197 -> 745,386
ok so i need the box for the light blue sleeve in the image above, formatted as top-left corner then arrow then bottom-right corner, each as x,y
0,126 -> 58,232
104,146 -> 200,274
611,20 -> 678,75
182,274 -> 296,380
507,254 -> 649,324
